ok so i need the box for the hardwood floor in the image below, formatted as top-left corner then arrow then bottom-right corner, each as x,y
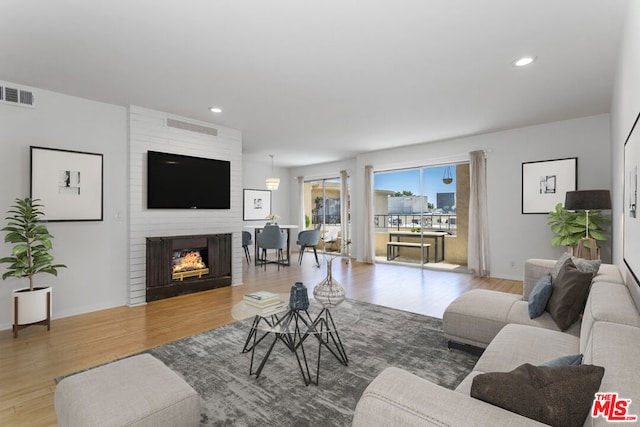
0,256 -> 522,426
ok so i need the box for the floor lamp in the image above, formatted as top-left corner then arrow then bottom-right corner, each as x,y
564,190 -> 611,260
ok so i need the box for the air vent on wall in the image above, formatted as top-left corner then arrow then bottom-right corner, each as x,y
166,118 -> 218,136
0,81 -> 36,108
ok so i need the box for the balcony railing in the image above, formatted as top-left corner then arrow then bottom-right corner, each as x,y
311,214 -> 341,224
374,213 -> 456,233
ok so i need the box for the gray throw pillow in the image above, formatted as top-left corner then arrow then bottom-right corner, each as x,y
540,353 -> 583,367
551,253 -> 601,281
528,273 -> 553,319
546,258 -> 593,331
471,363 -> 604,427
571,256 -> 602,276
551,252 -> 572,281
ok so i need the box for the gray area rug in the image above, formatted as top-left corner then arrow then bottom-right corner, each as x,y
146,299 -> 480,427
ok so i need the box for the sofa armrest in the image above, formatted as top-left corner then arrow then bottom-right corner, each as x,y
523,258 -> 556,300
353,367 -> 546,427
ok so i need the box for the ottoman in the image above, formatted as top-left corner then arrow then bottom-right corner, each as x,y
443,289 -> 520,348
55,353 -> 201,427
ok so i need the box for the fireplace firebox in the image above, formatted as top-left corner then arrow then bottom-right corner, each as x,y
172,248 -> 209,280
146,233 -> 231,302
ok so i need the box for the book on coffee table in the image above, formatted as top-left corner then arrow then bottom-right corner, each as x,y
244,297 -> 284,308
243,291 -> 280,307
253,300 -> 288,315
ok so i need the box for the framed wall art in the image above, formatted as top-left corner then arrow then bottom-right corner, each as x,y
30,146 -> 104,221
243,189 -> 272,220
624,112 -> 640,286
522,157 -> 577,214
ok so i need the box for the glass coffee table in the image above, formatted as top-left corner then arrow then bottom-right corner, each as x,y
231,293 -> 359,386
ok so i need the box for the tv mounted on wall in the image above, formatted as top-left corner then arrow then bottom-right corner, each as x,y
147,150 -> 231,209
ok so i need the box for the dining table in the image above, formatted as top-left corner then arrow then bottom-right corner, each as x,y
245,224 -> 299,267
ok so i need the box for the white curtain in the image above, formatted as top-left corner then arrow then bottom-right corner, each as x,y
363,165 -> 375,264
468,150 -> 490,276
340,170 -> 349,258
297,176 -> 305,231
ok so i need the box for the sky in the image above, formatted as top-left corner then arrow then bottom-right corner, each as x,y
374,166 -> 456,205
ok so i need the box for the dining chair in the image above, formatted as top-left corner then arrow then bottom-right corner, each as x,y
256,224 -> 288,270
296,224 -> 321,266
242,231 -> 253,265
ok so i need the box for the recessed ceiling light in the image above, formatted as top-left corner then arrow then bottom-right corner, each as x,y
513,56 -> 536,67
209,107 -> 222,113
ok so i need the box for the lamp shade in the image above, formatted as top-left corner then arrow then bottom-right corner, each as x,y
265,154 -> 279,190
564,190 -> 611,210
265,177 -> 280,190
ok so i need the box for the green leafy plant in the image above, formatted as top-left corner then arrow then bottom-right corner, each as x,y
547,202 -> 610,248
0,198 -> 66,291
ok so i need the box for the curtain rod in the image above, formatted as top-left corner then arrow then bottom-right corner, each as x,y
362,148 -> 492,171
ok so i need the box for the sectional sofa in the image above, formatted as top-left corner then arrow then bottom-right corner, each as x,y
353,258 -> 640,426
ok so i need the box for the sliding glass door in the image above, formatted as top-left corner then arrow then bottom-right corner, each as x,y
303,177 -> 350,255
373,164 -> 466,267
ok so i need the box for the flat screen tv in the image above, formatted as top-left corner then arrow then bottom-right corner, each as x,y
147,150 -> 231,209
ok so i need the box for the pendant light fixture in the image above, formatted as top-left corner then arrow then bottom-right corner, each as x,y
442,166 -> 453,184
265,154 -> 280,190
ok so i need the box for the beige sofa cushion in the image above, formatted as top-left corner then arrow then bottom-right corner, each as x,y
456,324 -> 580,395
354,367 -> 547,427
591,263 -> 625,285
524,259 -> 557,299
580,282 -> 640,354
472,324 -> 579,374
506,301 -> 581,337
582,322 -> 640,427
443,289 -> 521,348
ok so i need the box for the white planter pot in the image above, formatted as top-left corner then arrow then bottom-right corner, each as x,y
12,286 -> 52,325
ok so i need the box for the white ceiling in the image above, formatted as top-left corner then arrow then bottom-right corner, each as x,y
0,0 -> 630,167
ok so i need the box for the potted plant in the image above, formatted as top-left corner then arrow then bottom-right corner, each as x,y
1,197 -> 66,337
266,213 -> 279,225
547,202 -> 610,253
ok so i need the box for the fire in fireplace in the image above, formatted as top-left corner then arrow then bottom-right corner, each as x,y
172,249 -> 209,281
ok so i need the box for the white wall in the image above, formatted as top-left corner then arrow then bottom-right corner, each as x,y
128,106 -> 243,305
610,1 -> 640,310
611,1 -> 640,269
0,85 -> 128,330
345,114 -> 611,280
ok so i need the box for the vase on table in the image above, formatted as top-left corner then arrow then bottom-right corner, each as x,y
313,256 -> 345,308
289,282 -> 309,311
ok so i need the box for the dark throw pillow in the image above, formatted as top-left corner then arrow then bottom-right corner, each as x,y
540,353 -> 583,367
471,363 -> 604,427
528,273 -> 553,319
546,258 -> 593,331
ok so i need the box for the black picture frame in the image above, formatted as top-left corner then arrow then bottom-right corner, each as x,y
243,189 -> 272,221
522,157 -> 577,214
30,146 -> 104,221
624,112 -> 640,287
